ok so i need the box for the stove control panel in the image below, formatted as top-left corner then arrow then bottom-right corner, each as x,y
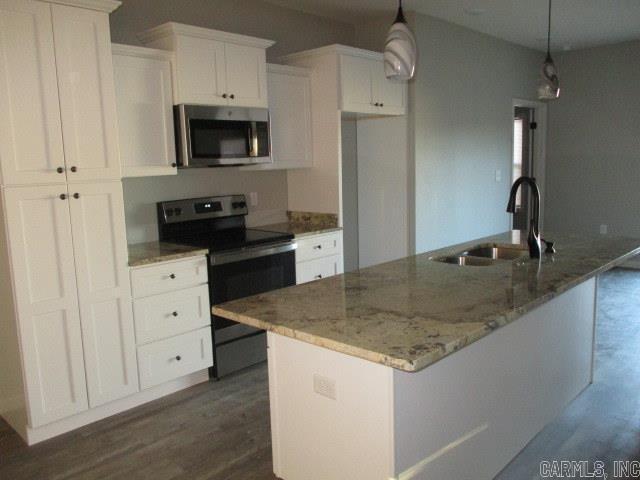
158,195 -> 248,224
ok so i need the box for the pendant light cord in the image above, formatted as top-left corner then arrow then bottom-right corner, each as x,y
394,0 -> 406,24
546,0 -> 552,55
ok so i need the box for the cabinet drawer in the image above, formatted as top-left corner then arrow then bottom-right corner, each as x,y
296,255 -> 343,285
137,327 -> 213,390
133,284 -> 211,344
296,232 -> 342,263
131,257 -> 207,298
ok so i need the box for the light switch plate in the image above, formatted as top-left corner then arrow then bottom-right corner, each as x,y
600,224 -> 608,235
495,169 -> 502,182
249,192 -> 258,206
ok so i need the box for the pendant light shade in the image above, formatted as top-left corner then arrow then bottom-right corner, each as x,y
384,0 -> 417,81
537,0 -> 560,100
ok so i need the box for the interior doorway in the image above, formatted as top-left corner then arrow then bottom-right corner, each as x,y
511,99 -> 547,231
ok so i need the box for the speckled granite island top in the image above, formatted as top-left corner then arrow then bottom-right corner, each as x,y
213,231 -> 640,372
128,241 -> 208,267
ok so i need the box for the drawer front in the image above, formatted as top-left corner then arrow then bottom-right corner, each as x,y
131,256 -> 208,298
137,327 -> 213,390
296,232 -> 342,263
134,284 -> 211,345
296,255 -> 343,285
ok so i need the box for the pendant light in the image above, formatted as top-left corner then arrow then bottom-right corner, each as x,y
537,0 -> 560,100
384,0 -> 417,81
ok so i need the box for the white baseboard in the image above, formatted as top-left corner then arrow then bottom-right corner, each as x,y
2,370 -> 209,446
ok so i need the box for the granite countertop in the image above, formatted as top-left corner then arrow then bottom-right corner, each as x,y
257,221 -> 342,239
213,231 -> 640,372
257,210 -> 341,239
128,241 -> 209,267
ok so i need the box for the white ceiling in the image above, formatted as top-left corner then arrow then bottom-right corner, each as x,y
264,0 -> 640,51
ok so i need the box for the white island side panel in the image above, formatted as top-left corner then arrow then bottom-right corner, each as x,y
392,277 -> 597,480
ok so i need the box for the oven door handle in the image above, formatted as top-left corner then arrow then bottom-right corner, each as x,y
209,241 -> 297,266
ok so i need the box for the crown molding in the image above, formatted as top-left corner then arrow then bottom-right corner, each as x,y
41,0 -> 121,13
139,22 -> 275,49
280,44 -> 383,63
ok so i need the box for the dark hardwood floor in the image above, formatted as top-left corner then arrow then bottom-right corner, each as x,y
2,269 -> 640,479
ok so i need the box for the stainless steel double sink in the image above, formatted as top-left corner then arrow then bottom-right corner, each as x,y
431,244 -> 529,267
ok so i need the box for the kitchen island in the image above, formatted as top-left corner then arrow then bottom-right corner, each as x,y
213,231 -> 640,480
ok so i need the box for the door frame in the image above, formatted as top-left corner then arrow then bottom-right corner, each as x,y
512,98 -> 548,230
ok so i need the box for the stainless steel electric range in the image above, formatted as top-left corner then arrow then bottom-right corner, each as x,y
157,195 -> 296,378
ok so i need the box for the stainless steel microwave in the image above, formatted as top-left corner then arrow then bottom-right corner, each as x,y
174,104 -> 271,167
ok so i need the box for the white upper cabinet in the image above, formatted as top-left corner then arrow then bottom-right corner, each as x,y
340,54 -> 374,113
339,49 -> 407,116
3,185 -> 88,427
139,23 -> 273,108
0,0 -> 121,186
250,64 -> 312,171
52,4 -> 121,182
112,44 -> 177,178
0,0 -> 66,186
68,181 -> 138,408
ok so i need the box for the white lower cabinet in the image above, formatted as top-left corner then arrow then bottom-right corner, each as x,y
138,327 -> 213,390
131,256 -> 213,391
2,181 -> 135,427
69,182 -> 138,408
295,231 -> 344,285
133,284 -> 210,345
3,185 -> 88,427
297,255 -> 342,284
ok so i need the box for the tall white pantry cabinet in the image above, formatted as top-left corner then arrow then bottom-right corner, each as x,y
0,0 -> 136,445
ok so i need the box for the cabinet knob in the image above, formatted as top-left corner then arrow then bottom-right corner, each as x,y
315,274 -> 323,279
59,193 -> 67,200
171,163 -> 177,168
172,311 -> 178,317
374,102 -> 380,106
175,355 -> 182,361
222,93 -> 228,99
70,166 -> 77,173
57,167 -> 65,174
380,103 -> 384,107
313,245 -> 322,250
73,193 -> 80,199
230,94 -> 235,99
169,273 -> 176,279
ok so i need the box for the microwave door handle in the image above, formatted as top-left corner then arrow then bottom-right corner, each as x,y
248,122 -> 258,158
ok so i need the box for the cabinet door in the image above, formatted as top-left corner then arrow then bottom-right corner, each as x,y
340,54 -> 375,114
3,185 -> 88,427
371,59 -> 406,115
266,68 -> 312,169
175,35 -> 227,106
51,5 -> 121,182
113,50 -> 177,178
224,43 -> 268,108
0,0 -> 66,186
68,181 -> 138,407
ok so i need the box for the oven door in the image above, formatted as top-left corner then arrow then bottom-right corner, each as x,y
175,104 -> 271,167
209,242 -> 296,377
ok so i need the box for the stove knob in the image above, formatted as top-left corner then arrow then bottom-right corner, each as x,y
232,201 -> 247,209
174,207 -> 182,216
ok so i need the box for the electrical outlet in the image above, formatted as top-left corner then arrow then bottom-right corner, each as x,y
313,374 -> 336,400
249,192 -> 258,207
600,224 -> 608,235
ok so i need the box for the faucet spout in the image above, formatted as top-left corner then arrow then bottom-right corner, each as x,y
506,176 -> 542,259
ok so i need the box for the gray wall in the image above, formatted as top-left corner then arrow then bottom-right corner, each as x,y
545,40 -> 640,238
410,13 -> 540,253
110,0 -> 354,60
110,0 -> 355,243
